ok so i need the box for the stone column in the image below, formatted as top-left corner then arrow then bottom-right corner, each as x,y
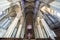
37,17 -> 44,38
16,16 -> 24,38
3,2 -> 22,38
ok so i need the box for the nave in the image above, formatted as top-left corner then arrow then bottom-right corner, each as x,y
0,0 -> 60,40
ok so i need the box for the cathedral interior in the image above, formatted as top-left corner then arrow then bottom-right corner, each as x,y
0,0 -> 60,40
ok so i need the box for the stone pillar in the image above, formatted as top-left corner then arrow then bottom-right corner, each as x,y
3,2 -> 22,38
16,16 -> 24,38
37,17 -> 44,38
